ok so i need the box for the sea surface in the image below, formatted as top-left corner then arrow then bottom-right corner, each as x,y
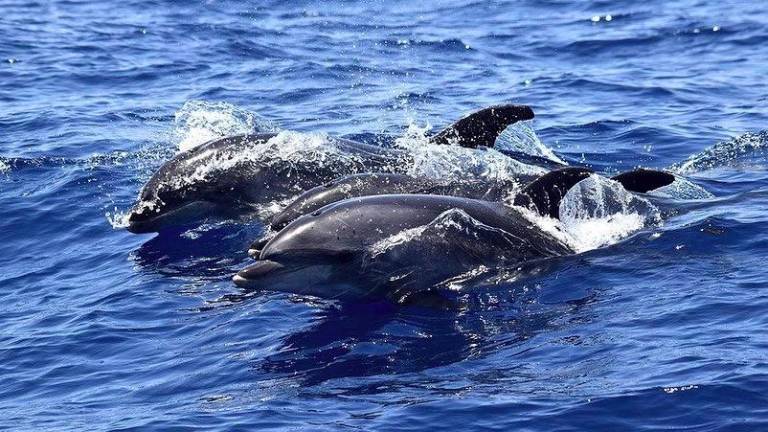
2,1 -> 768,430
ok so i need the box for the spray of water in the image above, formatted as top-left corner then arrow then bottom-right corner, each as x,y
173,100 -> 278,152
672,130 -> 768,175
524,175 -> 661,253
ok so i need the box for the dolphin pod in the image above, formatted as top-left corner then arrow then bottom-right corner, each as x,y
126,104 -> 535,233
127,103 -> 683,302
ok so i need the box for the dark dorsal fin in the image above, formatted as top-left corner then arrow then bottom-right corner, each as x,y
428,104 -> 535,148
611,169 -> 676,193
513,167 -> 594,219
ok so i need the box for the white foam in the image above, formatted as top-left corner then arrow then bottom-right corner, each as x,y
519,175 -> 660,253
0,159 -> 9,174
174,100 -> 277,153
393,120 -> 548,183
176,131 -> 365,189
106,207 -> 131,229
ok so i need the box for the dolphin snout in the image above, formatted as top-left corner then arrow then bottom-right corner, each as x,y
233,260 -> 286,288
126,207 -> 157,233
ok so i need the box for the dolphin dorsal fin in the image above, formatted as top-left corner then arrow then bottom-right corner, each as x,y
513,167 -> 594,219
611,169 -> 675,193
428,104 -> 535,148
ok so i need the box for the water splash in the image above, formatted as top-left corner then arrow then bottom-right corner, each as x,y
394,120 -> 547,183
174,100 -> 278,152
106,207 -> 131,229
0,159 -> 10,174
559,175 -> 660,251
497,121 -> 566,165
179,131 -> 367,187
650,176 -> 714,200
520,175 -> 660,253
368,208 -> 532,270
407,145 -> 546,182
671,131 -> 768,175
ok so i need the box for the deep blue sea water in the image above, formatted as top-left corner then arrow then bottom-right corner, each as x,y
2,1 -> 768,430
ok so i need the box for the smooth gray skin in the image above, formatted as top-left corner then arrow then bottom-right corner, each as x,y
268,173 -> 537,230
246,172 -> 531,257
126,133 -> 398,233
126,104 -> 537,233
234,194 -> 573,301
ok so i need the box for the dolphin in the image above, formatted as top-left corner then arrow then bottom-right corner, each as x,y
269,173 -> 528,229
244,173 -> 528,257
233,167 -> 677,301
126,104 -> 536,233
232,168 -> 593,300
246,168 -> 677,256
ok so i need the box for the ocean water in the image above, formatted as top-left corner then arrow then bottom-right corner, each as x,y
2,0 -> 768,430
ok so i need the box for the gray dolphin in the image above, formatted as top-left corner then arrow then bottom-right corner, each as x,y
233,168 -> 596,301
126,104 -> 535,233
246,168 -> 676,256
233,167 -> 678,301
269,173 -> 530,229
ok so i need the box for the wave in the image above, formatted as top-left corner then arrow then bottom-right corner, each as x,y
671,130 -> 768,175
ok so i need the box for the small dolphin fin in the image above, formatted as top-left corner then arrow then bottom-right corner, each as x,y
513,167 -> 594,219
611,169 -> 675,193
429,104 -> 535,148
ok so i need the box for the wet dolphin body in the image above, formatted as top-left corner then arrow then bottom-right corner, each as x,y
246,168 -> 677,256
126,104 -> 536,233
244,173 -> 531,256
233,167 -> 678,301
233,168 -> 595,301
269,173 -> 528,229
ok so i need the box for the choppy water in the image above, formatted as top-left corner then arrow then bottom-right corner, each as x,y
2,1 -> 768,430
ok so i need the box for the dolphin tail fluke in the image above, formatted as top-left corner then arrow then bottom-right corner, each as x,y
513,167 -> 594,219
428,104 -> 535,148
611,169 -> 675,193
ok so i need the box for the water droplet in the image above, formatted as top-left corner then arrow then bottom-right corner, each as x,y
591,15 -> 601,22
605,14 -> 613,21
